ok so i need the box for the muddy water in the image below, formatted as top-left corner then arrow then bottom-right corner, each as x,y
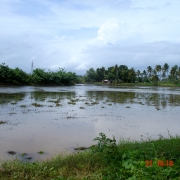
0,85 -> 180,161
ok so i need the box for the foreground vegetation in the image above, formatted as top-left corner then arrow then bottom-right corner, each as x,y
0,63 -> 80,86
0,133 -> 180,180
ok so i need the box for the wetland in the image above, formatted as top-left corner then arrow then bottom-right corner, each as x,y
0,84 -> 180,162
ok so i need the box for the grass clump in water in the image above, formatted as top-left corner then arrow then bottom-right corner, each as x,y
21,153 -> 27,157
10,102 -> 17,105
20,105 -> 26,108
91,102 -> 99,105
80,107 -> 85,109
0,121 -> 7,125
38,151 -> 44,154
0,132 -> 180,179
67,102 -> 76,105
48,98 -> 60,103
31,103 -> 43,107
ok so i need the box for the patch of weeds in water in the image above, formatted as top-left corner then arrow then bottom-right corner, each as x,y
68,102 -> 76,105
9,112 -> 16,115
38,151 -> 44,154
70,98 -> 79,103
21,153 -> 27,156
80,107 -> 85,109
91,102 -> 99,105
48,98 -> 60,103
108,104 -> 112,106
156,107 -> 160,110
101,106 -> 105,108
126,106 -> 130,108
32,103 -> 43,107
0,121 -> 7,125
48,105 -> 53,107
10,102 -> 17,105
67,116 -> 74,119
138,101 -> 145,105
7,151 -> 16,155
56,103 -> 62,106
20,105 -> 26,108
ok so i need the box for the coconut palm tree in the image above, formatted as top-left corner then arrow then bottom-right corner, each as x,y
143,70 -> 147,82
170,65 -> 178,83
162,63 -> 169,81
152,69 -> 157,75
147,66 -> 152,78
136,70 -> 140,82
155,65 -> 162,80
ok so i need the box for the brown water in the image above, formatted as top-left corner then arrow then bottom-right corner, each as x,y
0,85 -> 180,161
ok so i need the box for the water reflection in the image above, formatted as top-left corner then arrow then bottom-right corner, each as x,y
0,93 -> 25,106
0,90 -> 180,109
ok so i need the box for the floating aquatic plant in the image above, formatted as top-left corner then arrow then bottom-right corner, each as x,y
31,103 -> 43,107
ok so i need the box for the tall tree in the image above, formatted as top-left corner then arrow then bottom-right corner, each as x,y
112,64 -> 119,82
128,68 -> 136,83
143,70 -> 147,82
162,63 -> 169,80
96,67 -> 106,81
155,65 -> 162,79
147,66 -> 152,78
178,67 -> 180,81
84,68 -> 98,82
170,65 -> 178,83
136,70 -> 141,82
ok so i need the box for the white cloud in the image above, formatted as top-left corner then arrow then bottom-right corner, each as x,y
97,18 -> 120,42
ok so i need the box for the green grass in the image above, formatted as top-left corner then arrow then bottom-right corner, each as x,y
91,82 -> 180,87
0,133 -> 180,180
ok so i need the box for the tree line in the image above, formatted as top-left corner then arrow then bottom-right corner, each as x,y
0,63 -> 79,85
84,63 -> 180,84
1,62 -> 180,85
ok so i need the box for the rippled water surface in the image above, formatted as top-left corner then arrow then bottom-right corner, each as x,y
0,85 -> 180,161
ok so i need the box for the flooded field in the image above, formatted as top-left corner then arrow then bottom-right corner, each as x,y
0,84 -> 180,161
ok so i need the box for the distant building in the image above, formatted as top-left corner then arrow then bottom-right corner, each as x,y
102,80 -> 109,83
102,80 -> 114,84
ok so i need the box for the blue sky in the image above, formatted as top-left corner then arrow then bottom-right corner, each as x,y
0,0 -> 180,75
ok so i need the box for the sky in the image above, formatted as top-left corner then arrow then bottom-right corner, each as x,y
0,0 -> 180,75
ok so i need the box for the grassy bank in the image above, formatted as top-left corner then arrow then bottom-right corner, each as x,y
90,82 -> 180,87
0,133 -> 180,180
